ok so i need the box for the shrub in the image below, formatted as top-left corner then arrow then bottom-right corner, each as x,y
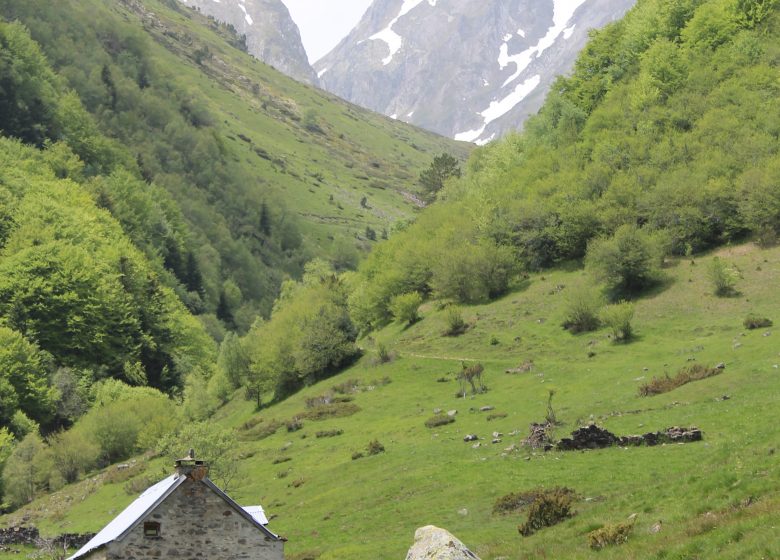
104,461 -> 147,485
286,418 -> 303,432
587,519 -> 635,549
315,429 -> 343,438
457,362 -> 487,396
425,414 -> 455,428
389,292 -> 423,325
239,419 -> 282,441
744,315 -> 772,329
493,491 -> 542,515
487,412 -> 508,421
708,257 -> 739,296
443,306 -> 468,336
272,456 -> 292,464
561,285 -> 604,333
601,301 -> 635,342
300,402 -> 361,421
639,364 -> 721,396
585,225 -> 663,300
351,451 -> 364,461
518,487 -> 577,536
366,440 -> 385,456
124,475 -> 156,496
331,379 -> 361,394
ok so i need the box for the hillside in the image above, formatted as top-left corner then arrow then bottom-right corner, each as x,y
1,0 -> 779,558
316,0 -> 635,142
0,0 -> 468,325
6,242 -> 780,559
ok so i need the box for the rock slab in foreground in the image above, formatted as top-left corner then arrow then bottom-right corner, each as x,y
406,526 -> 481,560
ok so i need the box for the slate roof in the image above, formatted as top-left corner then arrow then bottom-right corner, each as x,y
68,474 -> 279,559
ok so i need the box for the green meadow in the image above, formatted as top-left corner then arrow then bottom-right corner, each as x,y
9,242 -> 780,559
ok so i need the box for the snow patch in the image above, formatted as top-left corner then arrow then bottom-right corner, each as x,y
498,0 -> 586,87
237,2 -> 253,25
369,0 -> 430,65
482,78 -> 490,87
317,67 -> 329,78
454,74 -> 541,143
517,28 -> 525,38
503,33 -> 513,42
390,113 -> 398,119
407,111 -> 415,117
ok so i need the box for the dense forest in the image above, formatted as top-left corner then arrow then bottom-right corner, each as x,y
0,0 -> 778,516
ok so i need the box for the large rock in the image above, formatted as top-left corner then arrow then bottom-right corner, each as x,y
406,526 -> 481,560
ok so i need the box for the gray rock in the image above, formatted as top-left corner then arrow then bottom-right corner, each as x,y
463,434 -> 479,442
480,406 -> 495,412
316,0 -> 635,143
405,525 -> 481,560
177,0 -> 318,85
447,410 -> 458,417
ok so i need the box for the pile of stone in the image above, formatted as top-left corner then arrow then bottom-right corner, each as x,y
521,422 -> 554,451
556,424 -> 702,451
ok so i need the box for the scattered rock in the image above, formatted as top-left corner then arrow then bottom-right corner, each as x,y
447,410 -> 458,417
405,525 -> 481,560
471,443 -> 481,449
457,508 -> 468,516
505,360 -> 534,374
715,362 -> 726,369
492,431 -> 503,439
463,434 -> 479,442
433,408 -> 442,414
479,406 -> 495,412
492,438 -> 502,444
764,331 -> 772,337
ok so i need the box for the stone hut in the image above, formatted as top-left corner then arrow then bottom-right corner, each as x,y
68,452 -> 284,560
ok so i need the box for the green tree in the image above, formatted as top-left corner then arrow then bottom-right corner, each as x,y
585,225 -> 663,300
0,327 -> 55,427
601,301 -> 636,342
2,432 -> 49,507
389,292 -> 423,325
419,153 -> 461,203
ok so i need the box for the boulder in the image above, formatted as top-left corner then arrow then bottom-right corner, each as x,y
405,526 -> 481,560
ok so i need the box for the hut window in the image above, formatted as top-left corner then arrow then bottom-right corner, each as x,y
144,522 -> 161,538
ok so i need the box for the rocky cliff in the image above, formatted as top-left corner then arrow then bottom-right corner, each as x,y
316,0 -> 635,143
179,0 -> 318,85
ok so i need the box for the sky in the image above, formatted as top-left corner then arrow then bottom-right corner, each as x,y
281,0 -> 374,63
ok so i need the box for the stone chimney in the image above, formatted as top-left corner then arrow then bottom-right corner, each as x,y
174,448 -> 209,481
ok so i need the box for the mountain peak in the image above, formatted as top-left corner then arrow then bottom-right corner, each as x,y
316,0 -> 635,142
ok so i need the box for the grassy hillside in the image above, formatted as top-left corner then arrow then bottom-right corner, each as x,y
8,242 -> 780,559
0,0 -> 468,321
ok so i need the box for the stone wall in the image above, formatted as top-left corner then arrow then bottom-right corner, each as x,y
104,478 -> 283,560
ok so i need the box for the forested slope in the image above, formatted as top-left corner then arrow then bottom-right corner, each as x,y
0,0 -> 468,328
347,0 -> 780,329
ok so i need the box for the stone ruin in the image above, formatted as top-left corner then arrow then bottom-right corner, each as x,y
521,422 -> 554,451
556,424 -> 702,451
0,526 -> 95,549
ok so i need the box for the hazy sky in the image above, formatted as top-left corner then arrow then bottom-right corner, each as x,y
281,0 -> 374,63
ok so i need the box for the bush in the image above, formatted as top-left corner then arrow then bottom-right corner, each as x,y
366,440 -> 385,455
744,315 -> 772,329
493,490 -> 543,515
518,487 -> 577,536
286,418 -> 303,432
300,402 -> 361,421
585,225 -> 663,300
561,285 -> 603,333
601,301 -> 635,342
425,414 -> 455,428
315,429 -> 343,438
639,364 -> 722,396
587,519 -> 635,549
389,292 -> 423,325
708,257 -> 739,296
443,306 -> 468,336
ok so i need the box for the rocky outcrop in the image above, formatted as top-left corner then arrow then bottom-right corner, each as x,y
316,0 -> 635,143
406,526 -> 481,560
556,425 -> 703,451
178,0 -> 318,85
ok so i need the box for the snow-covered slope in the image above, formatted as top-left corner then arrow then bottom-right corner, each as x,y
316,0 -> 635,143
179,0 -> 318,85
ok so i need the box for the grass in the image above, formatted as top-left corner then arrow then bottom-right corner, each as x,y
6,243 -> 780,559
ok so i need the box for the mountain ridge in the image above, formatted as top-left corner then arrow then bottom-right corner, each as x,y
316,0 -> 635,143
